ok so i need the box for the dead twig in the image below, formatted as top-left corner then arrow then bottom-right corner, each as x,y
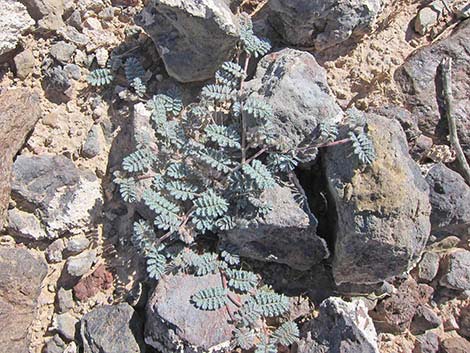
440,57 -> 470,185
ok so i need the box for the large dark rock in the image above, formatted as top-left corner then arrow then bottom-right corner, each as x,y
425,163 -> 470,238
80,303 -> 145,353
0,248 -> 47,353
440,336 -> 470,353
136,0 -> 239,82
0,89 -> 41,230
395,19 -> 470,160
324,113 -> 431,284
297,297 -> 379,353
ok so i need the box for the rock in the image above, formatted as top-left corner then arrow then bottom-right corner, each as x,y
395,19 -> 470,160
46,238 -> 66,263
80,303 -> 145,353
246,48 -> 342,150
457,304 -> 470,338
0,89 -> 41,230
412,331 -> 439,353
53,312 -> 78,341
43,66 -> 73,103
418,252 -> 441,282
415,7 -> 439,35
439,250 -> 470,291
410,305 -> 442,335
59,26 -> 90,47
66,250 -> 97,277
136,0 -> 239,82
50,41 -> 77,64
221,184 -> 329,271
440,336 -> 470,353
7,208 -> 47,240
370,278 -> 434,333
11,155 -> 103,238
0,248 -> 47,352
0,1 -> 34,58
65,9 -> 82,30
297,297 -> 379,353
145,273 -> 233,352
44,335 -> 67,353
57,287 -> 74,313
66,235 -> 90,255
64,63 -> 81,80
324,113 -> 431,284
73,264 -> 113,301
266,0 -> 383,50
19,0 -> 65,31
425,163 -> 470,238
83,17 -> 102,31
82,125 -> 104,159
14,49 -> 35,79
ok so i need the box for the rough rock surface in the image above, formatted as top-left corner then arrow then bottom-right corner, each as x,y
439,250 -> 470,291
0,248 -> 47,352
425,163 -> 470,237
19,0 -> 65,31
247,48 -> 342,150
409,305 -> 442,335
0,89 -> 42,230
297,297 -> 379,353
221,184 -> 329,271
11,155 -> 103,238
145,273 -> 233,352
440,336 -> 470,353
136,0 -> 239,82
266,0 -> 383,50
7,208 -> 47,240
73,265 -> 113,301
417,251 -> 440,282
412,331 -> 439,353
0,1 -> 34,57
324,113 -> 431,284
80,303 -> 145,353
395,19 -> 470,160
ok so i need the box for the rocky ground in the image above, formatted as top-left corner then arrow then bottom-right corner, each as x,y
0,0 -> 469,353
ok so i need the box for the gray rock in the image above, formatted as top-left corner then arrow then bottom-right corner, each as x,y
46,238 -> 66,263
82,125 -> 103,159
0,248 -> 47,353
439,250 -> 470,291
415,7 -> 439,35
418,252 -> 440,282
19,0 -> 65,31
425,163 -> 470,238
64,63 -> 81,80
145,273 -> 232,352
59,26 -> 90,47
324,113 -> 431,284
81,303 -> 145,353
57,287 -> 74,313
221,184 -> 329,271
0,89 -> 41,230
0,1 -> 34,58
410,305 -> 442,335
66,235 -> 90,255
136,0 -> 239,82
266,0 -> 383,50
7,208 -> 47,240
65,9 -> 82,30
50,41 -> 77,64
413,331 -> 439,353
297,297 -> 379,353
66,250 -> 97,277
395,19 -> 470,160
44,335 -> 67,353
53,312 -> 78,341
14,49 -> 35,79
11,155 -> 103,238
246,48 -> 342,150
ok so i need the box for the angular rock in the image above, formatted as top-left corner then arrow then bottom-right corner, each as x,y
53,312 -> 78,341
11,155 -> 103,238
395,19 -> 470,160
266,0 -> 383,50
0,89 -> 41,229
81,303 -> 145,353
136,0 -> 239,82
19,0 -> 65,31
410,305 -> 442,335
7,208 -> 47,240
82,125 -> 104,159
66,250 -> 97,277
425,163 -> 470,238
439,250 -> 470,291
457,304 -> 470,338
57,287 -> 74,313
145,273 -> 233,352
0,248 -> 47,352
412,331 -> 439,353
418,251 -> 441,282
440,336 -> 470,353
297,297 -> 379,353
221,184 -> 329,271
46,238 -> 66,263
73,264 -> 113,301
0,1 -> 34,58
324,113 -> 431,284
50,41 -> 76,64
44,335 -> 67,353
14,49 -> 35,79
415,7 -> 439,35
246,48 -> 342,150
66,235 -> 90,255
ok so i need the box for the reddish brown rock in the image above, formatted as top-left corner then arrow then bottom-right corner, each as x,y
73,265 -> 113,301
440,336 -> 470,353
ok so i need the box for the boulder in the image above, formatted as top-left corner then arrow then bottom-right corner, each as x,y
395,19 -> 470,160
439,249 -> 470,291
145,273 -> 233,352
18,0 -> 65,31
440,336 -> 470,353
417,251 -> 441,283
11,155 -> 103,239
81,303 -> 145,353
221,184 -> 329,271
410,305 -> 442,335
14,49 -> 35,79
324,113 -> 431,284
412,331 -> 439,353
425,163 -> 470,238
0,89 -> 41,230
0,248 -> 47,353
7,208 -> 47,240
136,0 -> 239,82
266,0 -> 383,50
297,297 -> 379,353
0,1 -> 34,58
246,48 -> 342,150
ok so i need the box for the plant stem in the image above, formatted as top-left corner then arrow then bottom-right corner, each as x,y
231,147 -> 267,173
240,54 -> 251,164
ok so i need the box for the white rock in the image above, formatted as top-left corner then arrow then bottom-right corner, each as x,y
0,1 -> 35,57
